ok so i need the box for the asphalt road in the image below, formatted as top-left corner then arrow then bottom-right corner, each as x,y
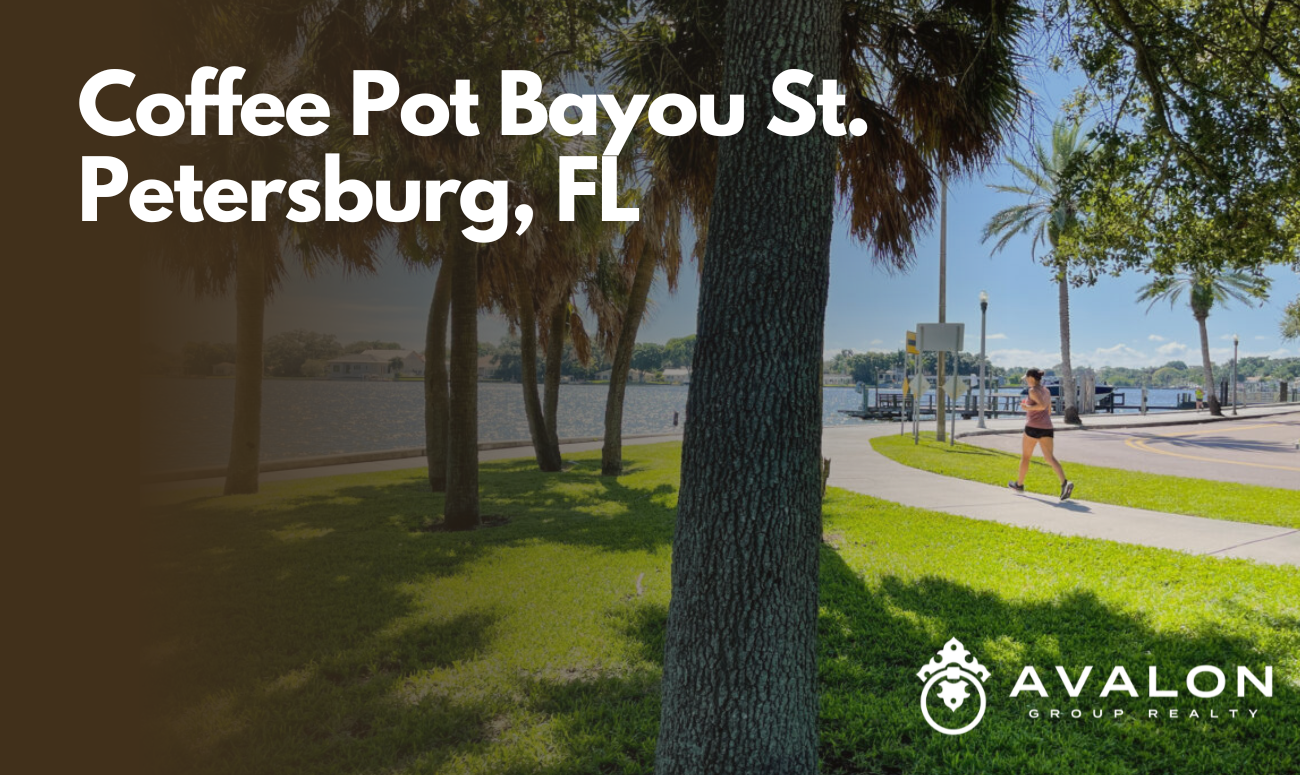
964,415 -> 1300,490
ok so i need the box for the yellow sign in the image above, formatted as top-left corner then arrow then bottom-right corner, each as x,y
906,330 -> 918,355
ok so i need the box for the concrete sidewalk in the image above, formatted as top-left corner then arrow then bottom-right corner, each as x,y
824,421 -> 1298,567
952,401 -> 1300,438
149,406 -> 1299,567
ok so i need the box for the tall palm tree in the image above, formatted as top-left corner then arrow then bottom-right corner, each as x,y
155,9 -> 381,495
647,0 -> 1032,769
982,119 -> 1090,424
600,0 -> 1031,474
1137,270 -> 1268,416
599,180 -> 682,476
294,0 -> 625,525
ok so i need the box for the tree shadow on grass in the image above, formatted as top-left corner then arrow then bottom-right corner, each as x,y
143,450 -> 680,774
817,549 -> 1300,775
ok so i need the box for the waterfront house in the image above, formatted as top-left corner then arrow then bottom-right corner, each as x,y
823,373 -> 854,386
596,368 -> 651,382
212,362 -> 235,376
663,367 -> 691,384
328,353 -> 394,379
360,349 -> 425,376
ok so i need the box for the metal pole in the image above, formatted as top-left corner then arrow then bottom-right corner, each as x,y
978,291 -> 988,429
1232,335 -> 1239,415
950,355 -> 957,446
936,174 -> 947,442
900,352 -> 907,435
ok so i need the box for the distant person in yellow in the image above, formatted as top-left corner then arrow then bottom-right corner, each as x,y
1195,387 -> 1204,412
1008,368 -> 1074,501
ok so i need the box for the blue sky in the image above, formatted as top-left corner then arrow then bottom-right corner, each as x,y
143,64 -> 1300,369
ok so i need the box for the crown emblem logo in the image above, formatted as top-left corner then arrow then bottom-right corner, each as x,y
917,638 -> 990,735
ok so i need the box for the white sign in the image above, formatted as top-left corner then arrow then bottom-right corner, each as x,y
916,323 -> 965,353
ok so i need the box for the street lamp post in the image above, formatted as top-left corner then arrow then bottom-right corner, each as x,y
1232,334 -> 1239,415
978,290 -> 988,429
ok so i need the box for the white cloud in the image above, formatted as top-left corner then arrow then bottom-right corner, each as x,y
1148,334 -> 1166,342
1156,341 -> 1188,356
986,333 -> 1008,340
988,348 -> 1060,368
1254,336 -> 1268,341
1072,344 -> 1152,369
870,339 -> 883,345
1243,347 -> 1294,359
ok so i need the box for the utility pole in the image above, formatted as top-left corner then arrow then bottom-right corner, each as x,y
978,290 -> 988,429
935,173 -> 948,442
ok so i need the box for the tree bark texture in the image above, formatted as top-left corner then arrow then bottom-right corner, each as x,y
601,238 -> 658,476
543,299 -> 566,459
517,282 -> 563,472
424,264 -> 453,491
654,1 -> 838,773
444,238 -> 480,529
1057,275 -> 1082,424
1197,313 -> 1223,415
224,245 -> 265,495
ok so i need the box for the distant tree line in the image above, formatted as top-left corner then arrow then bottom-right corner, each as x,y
822,349 -> 1300,387
1088,358 -> 1300,387
480,334 -> 697,382
148,332 -> 702,382
145,331 -> 406,377
825,349 -> 1012,384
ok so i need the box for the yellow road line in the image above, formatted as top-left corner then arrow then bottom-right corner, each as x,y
1149,423 -> 1282,438
1123,424 -> 1300,472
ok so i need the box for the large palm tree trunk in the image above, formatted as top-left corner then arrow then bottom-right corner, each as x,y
601,240 -> 658,476
543,299 -> 566,458
424,264 -> 452,491
1058,275 -> 1081,424
224,246 -> 264,495
1196,313 -> 1223,415
654,0 -> 837,771
516,282 -> 562,471
444,238 -> 480,529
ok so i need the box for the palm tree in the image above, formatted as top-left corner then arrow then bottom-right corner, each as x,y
294,0 -> 626,524
599,180 -> 682,476
155,10 -> 381,495
601,0 -> 1031,474
982,119 -> 1091,424
1137,270 -> 1268,416
644,0 -> 1031,769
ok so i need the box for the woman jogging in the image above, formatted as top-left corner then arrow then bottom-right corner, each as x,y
1009,368 -> 1074,500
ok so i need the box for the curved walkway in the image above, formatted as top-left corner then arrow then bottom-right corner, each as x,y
824,416 -> 1299,567
148,407 -> 1300,567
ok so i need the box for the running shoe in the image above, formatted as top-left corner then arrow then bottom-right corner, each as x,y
1060,480 -> 1075,501
1008,481 -> 1025,493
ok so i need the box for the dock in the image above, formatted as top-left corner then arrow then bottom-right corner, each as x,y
839,389 -> 1164,422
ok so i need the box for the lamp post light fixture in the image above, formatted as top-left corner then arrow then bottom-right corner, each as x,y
1233,333 -> 1239,415
978,290 -> 989,429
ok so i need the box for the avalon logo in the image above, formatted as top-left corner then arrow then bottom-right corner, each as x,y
917,638 -> 991,735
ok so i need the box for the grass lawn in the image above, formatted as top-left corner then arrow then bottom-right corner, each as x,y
144,443 -> 1300,775
872,433 -> 1300,529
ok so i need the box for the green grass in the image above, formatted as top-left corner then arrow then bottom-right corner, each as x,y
872,433 -> 1300,529
144,443 -> 1300,775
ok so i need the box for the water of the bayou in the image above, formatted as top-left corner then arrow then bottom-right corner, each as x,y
142,379 -> 868,471
140,378 -> 1187,472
